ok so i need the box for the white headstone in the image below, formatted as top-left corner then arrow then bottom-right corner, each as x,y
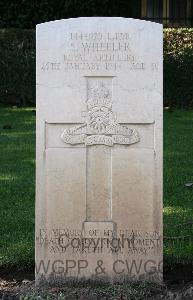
36,17 -> 163,282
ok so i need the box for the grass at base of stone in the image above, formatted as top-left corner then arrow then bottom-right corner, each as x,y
0,279 -> 168,300
2,278 -> 193,300
1,106 -> 193,270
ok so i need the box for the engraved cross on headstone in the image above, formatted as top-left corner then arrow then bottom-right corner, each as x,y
61,79 -> 140,222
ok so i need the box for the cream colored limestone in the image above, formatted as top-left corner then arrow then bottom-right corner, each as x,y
36,17 -> 163,282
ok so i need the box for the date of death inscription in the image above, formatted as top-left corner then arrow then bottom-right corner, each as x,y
40,32 -> 160,72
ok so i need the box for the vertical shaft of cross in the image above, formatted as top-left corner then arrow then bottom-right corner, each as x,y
86,145 -> 112,221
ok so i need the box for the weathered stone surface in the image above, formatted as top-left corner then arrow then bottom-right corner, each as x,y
36,17 -> 163,282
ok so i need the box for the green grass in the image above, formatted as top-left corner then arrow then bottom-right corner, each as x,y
164,109 -> 193,265
0,107 -> 35,269
0,107 -> 193,270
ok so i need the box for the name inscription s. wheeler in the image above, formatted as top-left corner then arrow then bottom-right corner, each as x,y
41,32 -> 159,72
61,81 -> 140,147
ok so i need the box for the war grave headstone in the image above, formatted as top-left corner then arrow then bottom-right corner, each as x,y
36,17 -> 163,282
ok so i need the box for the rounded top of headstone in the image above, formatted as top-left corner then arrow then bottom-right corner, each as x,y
36,17 -> 163,29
